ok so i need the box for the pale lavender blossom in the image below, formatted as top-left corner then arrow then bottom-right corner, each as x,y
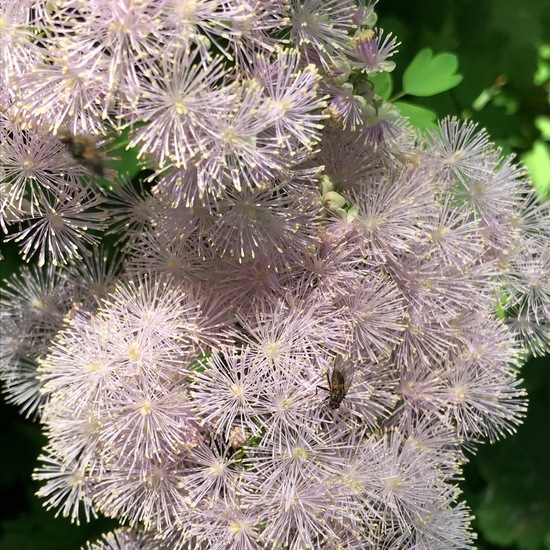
349,165 -> 439,262
324,83 -> 369,130
182,492 -> 263,549
158,0 -> 285,67
348,29 -> 400,75
0,114 -> 108,265
289,0 -> 358,69
34,0 -> 169,99
313,125 -> 388,190
204,254 -> 290,307
506,305 -> 550,357
204,185 -> 321,261
0,0 -> 41,85
330,272 -> 407,364
5,183 -> 106,266
248,48 -> 326,151
10,41 -> 110,135
360,101 -> 405,144
121,50 -> 230,170
511,190 -> 550,248
0,265 -> 74,417
425,196 -> 485,268
352,0 -> 378,27
293,224 -> 367,299
505,239 -> 550,320
84,527 -> 166,550
0,1 -> 548,549
191,348 -> 273,440
34,446 -> 99,525
100,177 -> 155,245
440,314 -> 526,441
0,116 -> 83,214
424,116 -> 499,185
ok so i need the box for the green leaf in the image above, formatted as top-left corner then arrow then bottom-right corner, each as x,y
402,48 -> 463,97
108,127 -> 142,181
393,101 -> 437,130
522,140 -> 550,197
535,116 -> 550,141
370,72 -> 393,100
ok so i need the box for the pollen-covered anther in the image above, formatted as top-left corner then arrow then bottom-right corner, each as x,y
146,468 -> 166,486
264,341 -> 283,359
280,396 -> 293,409
453,385 -> 468,404
86,361 -> 105,372
341,472 -> 364,493
291,447 -> 308,462
230,383 -> 245,399
68,471 -> 85,487
387,475 -> 404,491
228,518 -> 254,537
207,460 -> 227,476
173,100 -> 189,116
140,400 -> 152,416
127,342 -> 141,361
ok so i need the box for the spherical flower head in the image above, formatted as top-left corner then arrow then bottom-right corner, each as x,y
203,184 -> 321,262
248,47 -> 326,152
0,264 -> 75,417
34,274 -> 235,526
9,33 -> 112,135
83,527 -> 167,550
0,0 -> 43,87
289,0 -> 358,70
1,116 -> 76,211
349,29 -> 400,75
5,183 -> 106,267
324,82 -> 369,130
121,49 -> 230,171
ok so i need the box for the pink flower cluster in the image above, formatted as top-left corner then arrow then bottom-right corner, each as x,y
1,1 -> 548,549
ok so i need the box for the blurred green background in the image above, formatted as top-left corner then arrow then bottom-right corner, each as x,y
378,0 -> 550,196
1,0 -> 550,548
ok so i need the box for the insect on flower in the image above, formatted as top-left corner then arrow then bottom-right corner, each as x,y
58,132 -> 106,176
318,355 -> 354,409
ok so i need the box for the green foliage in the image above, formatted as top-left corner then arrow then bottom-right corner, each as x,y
372,48 -> 463,129
393,101 -> 437,130
0,418 -> 44,487
1,494 -> 115,550
402,48 -> 463,97
107,126 -> 143,182
370,71 -> 393,100
523,139 -> 550,196
379,0 -> 550,142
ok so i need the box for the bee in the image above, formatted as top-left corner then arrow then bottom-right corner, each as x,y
58,132 -> 105,177
318,355 -> 354,409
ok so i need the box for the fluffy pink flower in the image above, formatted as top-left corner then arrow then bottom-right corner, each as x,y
1,2 -> 547,549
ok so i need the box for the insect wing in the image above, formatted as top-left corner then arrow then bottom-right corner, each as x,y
333,356 -> 355,391
327,356 -> 354,409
